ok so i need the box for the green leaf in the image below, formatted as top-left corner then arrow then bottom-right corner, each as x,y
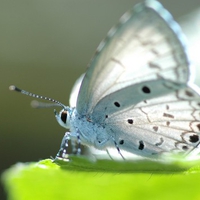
2,156 -> 200,200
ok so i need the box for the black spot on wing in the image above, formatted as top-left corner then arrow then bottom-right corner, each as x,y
119,140 -> 124,145
149,62 -> 160,69
166,121 -> 170,126
127,119 -> 133,124
155,137 -> 164,146
163,113 -> 174,119
196,124 -> 200,131
138,140 -> 144,150
182,145 -> 189,150
185,90 -> 194,97
153,126 -> 158,132
189,134 -> 199,143
114,102 -> 120,107
142,86 -> 151,94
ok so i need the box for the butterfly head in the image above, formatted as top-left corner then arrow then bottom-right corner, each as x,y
9,85 -> 72,129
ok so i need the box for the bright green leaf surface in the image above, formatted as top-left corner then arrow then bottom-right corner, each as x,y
2,156 -> 200,200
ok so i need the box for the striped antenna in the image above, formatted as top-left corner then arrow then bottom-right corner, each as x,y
9,85 -> 67,110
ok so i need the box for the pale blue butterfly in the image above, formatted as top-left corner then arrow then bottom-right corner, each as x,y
10,0 -> 200,160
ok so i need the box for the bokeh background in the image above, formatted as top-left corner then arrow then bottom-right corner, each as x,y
1,0 -> 200,199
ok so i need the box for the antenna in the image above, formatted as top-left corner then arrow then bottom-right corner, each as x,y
9,85 -> 68,110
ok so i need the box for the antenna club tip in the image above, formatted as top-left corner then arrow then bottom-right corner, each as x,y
9,85 -> 16,91
9,85 -> 21,92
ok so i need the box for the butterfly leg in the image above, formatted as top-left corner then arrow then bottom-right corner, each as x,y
71,137 -> 77,154
75,128 -> 82,155
112,138 -> 125,160
54,132 -> 71,161
68,128 -> 82,155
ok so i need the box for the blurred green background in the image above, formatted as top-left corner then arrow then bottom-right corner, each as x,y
1,0 -> 200,199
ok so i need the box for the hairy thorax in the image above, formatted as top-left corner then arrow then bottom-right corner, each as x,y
70,108 -> 113,150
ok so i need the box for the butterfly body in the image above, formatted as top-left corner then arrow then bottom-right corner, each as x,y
57,108 -> 113,150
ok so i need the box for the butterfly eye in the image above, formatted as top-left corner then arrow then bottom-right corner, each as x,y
61,111 -> 68,124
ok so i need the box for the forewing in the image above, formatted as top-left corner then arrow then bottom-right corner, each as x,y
76,1 -> 190,116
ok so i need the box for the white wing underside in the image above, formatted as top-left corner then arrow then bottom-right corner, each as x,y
69,74 -> 85,108
69,1 -> 200,157
70,76 -> 200,156
105,86 -> 200,156
76,1 -> 190,116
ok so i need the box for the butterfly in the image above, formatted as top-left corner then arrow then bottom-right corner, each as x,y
10,0 -> 200,160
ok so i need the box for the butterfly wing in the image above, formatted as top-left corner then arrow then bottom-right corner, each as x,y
105,86 -> 200,156
69,74 -> 85,108
76,1 -> 190,117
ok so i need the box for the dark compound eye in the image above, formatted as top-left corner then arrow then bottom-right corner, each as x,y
61,111 -> 67,123
142,86 -> 151,94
